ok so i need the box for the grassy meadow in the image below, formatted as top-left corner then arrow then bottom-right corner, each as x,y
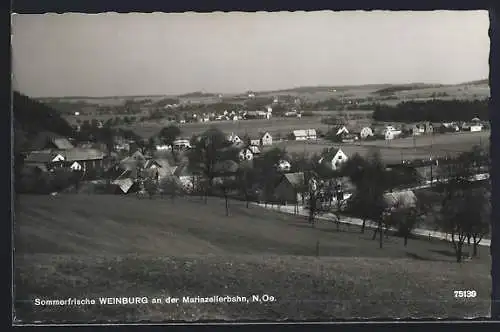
14,194 -> 491,322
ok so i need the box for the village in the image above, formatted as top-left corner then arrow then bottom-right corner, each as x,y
12,10 -> 497,323
18,111 -> 488,204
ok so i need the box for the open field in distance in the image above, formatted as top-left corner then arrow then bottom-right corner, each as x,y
15,194 -> 491,322
266,130 -> 489,163
123,116 -> 335,139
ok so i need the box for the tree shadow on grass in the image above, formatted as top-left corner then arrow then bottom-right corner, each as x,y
430,249 -> 470,258
405,252 -> 440,262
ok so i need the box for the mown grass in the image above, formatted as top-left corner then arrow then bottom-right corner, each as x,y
14,194 -> 491,322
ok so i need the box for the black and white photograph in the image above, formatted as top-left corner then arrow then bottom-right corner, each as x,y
11,10 -> 496,323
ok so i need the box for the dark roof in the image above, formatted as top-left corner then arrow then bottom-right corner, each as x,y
63,148 -> 105,162
24,150 -> 62,163
320,148 -> 343,162
282,172 -> 305,187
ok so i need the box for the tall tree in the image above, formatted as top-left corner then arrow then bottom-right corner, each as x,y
237,165 -> 257,208
158,125 -> 182,160
187,127 -> 238,203
463,186 -> 491,257
435,150 -> 479,262
342,150 -> 390,244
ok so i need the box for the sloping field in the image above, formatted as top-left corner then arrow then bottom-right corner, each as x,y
14,195 -> 491,322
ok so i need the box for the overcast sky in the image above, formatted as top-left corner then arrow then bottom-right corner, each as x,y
12,11 -> 489,98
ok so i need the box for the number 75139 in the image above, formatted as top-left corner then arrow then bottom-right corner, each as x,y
454,290 -> 477,298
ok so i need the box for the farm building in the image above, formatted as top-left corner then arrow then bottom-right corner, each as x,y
292,129 -> 317,141
359,127 -> 374,139
24,150 -> 66,170
62,148 -> 106,172
318,148 -> 349,171
274,172 -> 305,204
260,132 -> 273,146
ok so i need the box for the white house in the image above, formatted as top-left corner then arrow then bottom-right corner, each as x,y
470,124 -> 483,132
228,133 -> 242,145
292,130 -> 308,141
306,129 -> 317,140
250,139 -> 261,146
318,148 -> 348,171
276,159 -> 291,172
384,126 -> 402,140
293,129 -> 317,141
260,132 -> 273,146
385,130 -> 401,140
359,127 -> 374,139
69,161 -> 83,171
249,145 -> 261,154
156,144 -> 171,151
239,147 -> 254,161
172,139 -> 191,150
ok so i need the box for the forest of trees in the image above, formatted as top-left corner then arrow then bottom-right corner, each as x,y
372,99 -> 489,122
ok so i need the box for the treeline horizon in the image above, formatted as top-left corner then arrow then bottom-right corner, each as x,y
372,99 -> 489,123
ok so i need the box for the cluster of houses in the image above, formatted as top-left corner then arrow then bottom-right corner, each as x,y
22,132 -> 107,174
325,117 -> 484,143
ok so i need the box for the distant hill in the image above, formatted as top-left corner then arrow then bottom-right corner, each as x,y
261,84 -> 393,95
177,91 -> 218,98
457,78 -> 488,86
372,83 -> 446,95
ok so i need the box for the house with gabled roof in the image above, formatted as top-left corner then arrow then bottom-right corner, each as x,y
249,145 -> 261,155
260,132 -> 273,146
274,172 -> 305,204
24,150 -> 66,170
292,129 -> 317,141
333,125 -> 349,136
318,148 -> 348,171
227,132 -> 243,145
359,127 -> 374,139
62,148 -> 106,172
239,147 -> 254,161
